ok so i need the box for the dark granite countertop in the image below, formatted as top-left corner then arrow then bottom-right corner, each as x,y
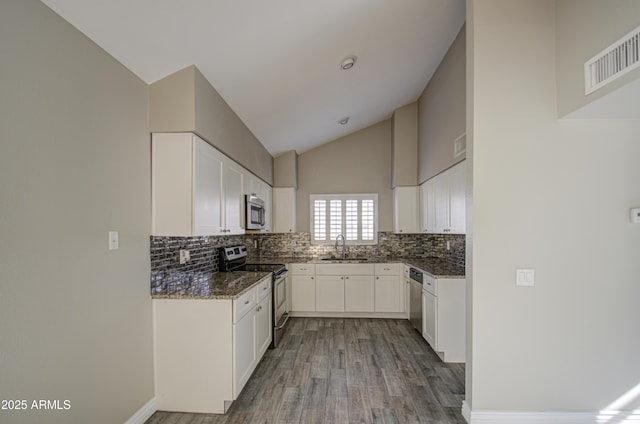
151,270 -> 271,300
255,256 -> 465,279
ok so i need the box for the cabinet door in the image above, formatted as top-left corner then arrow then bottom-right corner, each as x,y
273,187 -> 296,233
433,176 -> 450,233
224,160 -> 244,234
193,137 -> 224,235
255,294 -> 272,358
393,186 -> 419,233
233,308 -> 255,398
263,184 -> 273,232
420,179 -> 436,233
448,161 -> 466,234
344,275 -> 374,312
291,275 -> 315,311
315,276 -> 344,312
422,290 -> 437,349
374,275 -> 402,312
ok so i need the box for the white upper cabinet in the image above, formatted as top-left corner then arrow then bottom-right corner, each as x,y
273,187 -> 296,233
223,158 -> 244,234
420,160 -> 466,234
193,138 -> 224,235
393,186 -> 419,233
152,132 -> 251,236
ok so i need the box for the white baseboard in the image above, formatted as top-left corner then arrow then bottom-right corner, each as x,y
124,397 -> 157,424
465,408 -> 610,424
461,400 -> 472,423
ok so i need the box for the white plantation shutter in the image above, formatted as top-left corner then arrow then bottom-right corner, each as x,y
310,194 -> 378,245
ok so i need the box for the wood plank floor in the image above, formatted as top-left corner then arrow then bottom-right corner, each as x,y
146,318 -> 466,424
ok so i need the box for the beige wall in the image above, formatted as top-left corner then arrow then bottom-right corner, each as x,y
418,25 -> 466,183
391,102 -> 418,187
273,150 -> 298,188
297,120 -> 393,231
556,0 -> 640,117
0,1 -> 154,423
150,66 -> 274,184
468,0 -> 640,413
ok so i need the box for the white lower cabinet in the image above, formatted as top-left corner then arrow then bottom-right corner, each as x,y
345,275 -> 375,312
421,274 -> 465,363
374,264 -> 403,313
315,276 -> 346,312
255,287 -> 272,360
233,296 -> 255,398
153,275 -> 272,414
290,264 -> 315,312
291,263 -> 406,316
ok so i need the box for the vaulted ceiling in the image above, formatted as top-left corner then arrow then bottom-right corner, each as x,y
41,0 -> 465,156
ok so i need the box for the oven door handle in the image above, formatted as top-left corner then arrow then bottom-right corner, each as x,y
275,311 -> 290,330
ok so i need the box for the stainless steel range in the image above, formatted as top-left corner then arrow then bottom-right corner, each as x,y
218,245 -> 289,348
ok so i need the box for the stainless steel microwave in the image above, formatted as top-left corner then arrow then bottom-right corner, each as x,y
246,194 -> 265,230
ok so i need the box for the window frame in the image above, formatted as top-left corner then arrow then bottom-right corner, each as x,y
309,193 -> 379,245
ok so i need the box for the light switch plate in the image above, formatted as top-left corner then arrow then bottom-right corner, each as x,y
516,268 -> 535,286
108,231 -> 119,250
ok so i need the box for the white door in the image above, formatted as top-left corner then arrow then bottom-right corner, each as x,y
291,276 -> 315,312
375,275 -> 401,312
193,137 -> 224,235
345,275 -> 374,312
233,308 -> 255,398
224,160 -> 244,234
255,295 -> 272,357
448,161 -> 466,234
422,290 -> 437,349
315,276 -> 344,312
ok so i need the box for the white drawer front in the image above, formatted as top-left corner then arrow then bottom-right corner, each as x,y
290,263 -> 315,275
316,263 -> 374,275
374,263 -> 400,275
422,274 -> 437,296
233,288 -> 256,323
257,275 -> 272,300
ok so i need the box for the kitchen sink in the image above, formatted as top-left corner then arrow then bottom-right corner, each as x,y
318,257 -> 371,263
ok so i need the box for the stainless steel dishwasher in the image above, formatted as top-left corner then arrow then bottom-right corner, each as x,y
409,267 -> 423,333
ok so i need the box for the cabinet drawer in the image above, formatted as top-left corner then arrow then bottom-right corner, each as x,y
423,274 -> 437,296
257,275 -> 272,301
290,263 -> 315,275
374,263 -> 400,275
233,288 -> 256,323
316,263 -> 374,275
403,265 -> 411,278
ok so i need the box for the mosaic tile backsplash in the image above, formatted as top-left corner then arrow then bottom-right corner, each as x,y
151,232 -> 465,289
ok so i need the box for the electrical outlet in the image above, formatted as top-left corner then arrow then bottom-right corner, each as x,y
179,249 -> 190,264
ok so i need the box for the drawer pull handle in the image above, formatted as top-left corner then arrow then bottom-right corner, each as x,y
244,300 -> 250,305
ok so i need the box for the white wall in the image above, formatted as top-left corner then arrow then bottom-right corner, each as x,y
468,0 -> 640,414
0,1 -> 154,423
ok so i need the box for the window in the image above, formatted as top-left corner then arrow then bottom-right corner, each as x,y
310,194 -> 378,245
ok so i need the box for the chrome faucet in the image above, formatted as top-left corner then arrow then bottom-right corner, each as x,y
334,234 -> 348,259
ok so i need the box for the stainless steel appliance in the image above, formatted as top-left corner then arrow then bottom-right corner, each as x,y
409,267 -> 423,333
245,194 -> 266,230
219,245 -> 289,348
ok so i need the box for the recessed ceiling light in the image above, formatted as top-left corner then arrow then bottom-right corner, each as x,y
340,55 -> 357,70
338,117 -> 350,125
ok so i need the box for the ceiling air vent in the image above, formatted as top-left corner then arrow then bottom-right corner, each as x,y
584,25 -> 640,95
454,133 -> 466,158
